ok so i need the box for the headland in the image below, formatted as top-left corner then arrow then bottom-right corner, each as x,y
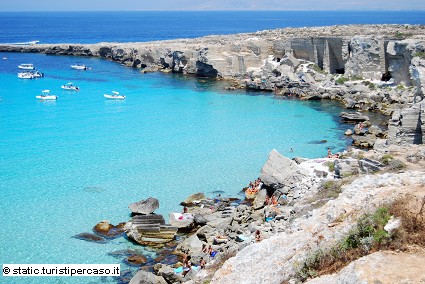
2,24 -> 425,283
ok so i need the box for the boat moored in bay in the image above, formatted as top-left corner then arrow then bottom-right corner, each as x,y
104,91 -> 125,100
36,90 -> 57,100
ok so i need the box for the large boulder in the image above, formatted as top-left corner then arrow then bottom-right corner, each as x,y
176,234 -> 203,253
334,159 -> 360,178
124,214 -> 178,247
340,111 -> 370,122
182,192 -> 206,206
388,101 -> 425,145
129,270 -> 167,284
260,149 -> 309,189
129,197 -> 159,215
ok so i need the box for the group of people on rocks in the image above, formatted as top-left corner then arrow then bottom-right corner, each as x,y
180,244 -> 218,277
265,194 -> 278,206
327,147 -> 340,159
248,178 -> 262,190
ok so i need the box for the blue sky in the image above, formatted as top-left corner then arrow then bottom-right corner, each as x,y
1,0 -> 424,11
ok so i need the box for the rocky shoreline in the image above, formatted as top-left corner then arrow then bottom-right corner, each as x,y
1,24 -> 424,146
5,24 -> 424,283
72,142 -> 425,284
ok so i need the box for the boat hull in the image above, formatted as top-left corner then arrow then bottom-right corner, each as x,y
61,86 -> 79,91
18,73 -> 34,79
71,65 -> 87,70
18,65 -> 34,70
104,94 -> 125,100
36,95 -> 57,100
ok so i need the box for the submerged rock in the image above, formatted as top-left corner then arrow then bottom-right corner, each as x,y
93,220 -> 125,239
125,254 -> 148,266
181,192 -> 206,206
72,233 -> 107,244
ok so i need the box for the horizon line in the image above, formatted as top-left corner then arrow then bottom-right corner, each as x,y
1,9 -> 425,12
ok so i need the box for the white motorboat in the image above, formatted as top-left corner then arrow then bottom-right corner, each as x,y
18,63 -> 35,70
18,72 -> 34,79
61,82 -> 80,91
13,40 -> 40,45
36,90 -> 57,100
70,63 -> 88,70
104,91 -> 125,100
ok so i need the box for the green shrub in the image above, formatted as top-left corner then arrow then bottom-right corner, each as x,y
350,75 -> 364,81
311,64 -> 325,74
368,83 -> 376,90
396,84 -> 405,90
335,77 -> 349,85
413,51 -> 425,59
381,154 -> 394,165
387,159 -> 405,171
325,161 -> 335,172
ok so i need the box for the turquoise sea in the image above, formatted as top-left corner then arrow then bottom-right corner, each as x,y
0,52 -> 350,283
1,9 -> 417,283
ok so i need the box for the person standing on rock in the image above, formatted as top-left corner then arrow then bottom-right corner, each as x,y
255,230 -> 262,242
182,255 -> 192,277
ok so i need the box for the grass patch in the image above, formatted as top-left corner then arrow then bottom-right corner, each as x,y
395,31 -> 412,39
381,154 -> 394,165
396,84 -> 406,90
320,180 -> 343,199
335,77 -> 349,85
387,159 -> 405,171
350,75 -> 364,81
295,196 -> 425,282
413,51 -> 425,59
324,161 -> 335,172
368,83 -> 376,90
311,64 -> 325,74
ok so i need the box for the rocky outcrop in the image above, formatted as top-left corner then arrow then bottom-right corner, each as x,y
130,269 -> 167,284
129,197 -> 160,214
210,171 -> 425,284
388,101 -> 425,145
260,149 -> 309,191
306,251 -> 425,284
124,214 -> 178,247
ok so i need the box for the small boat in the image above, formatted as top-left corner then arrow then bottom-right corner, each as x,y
61,82 -> 80,91
70,63 -> 88,70
18,63 -> 35,70
169,213 -> 194,228
13,40 -> 40,45
36,90 -> 57,100
104,91 -> 125,100
2,57 -> 7,60
18,72 -> 34,79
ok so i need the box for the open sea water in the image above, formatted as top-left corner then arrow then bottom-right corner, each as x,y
0,11 -> 423,283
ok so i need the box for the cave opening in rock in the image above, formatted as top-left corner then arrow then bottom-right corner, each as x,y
381,71 -> 392,81
335,68 -> 345,74
276,57 -> 281,62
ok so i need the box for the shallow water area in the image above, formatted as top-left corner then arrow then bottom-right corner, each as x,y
0,52 -> 351,283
